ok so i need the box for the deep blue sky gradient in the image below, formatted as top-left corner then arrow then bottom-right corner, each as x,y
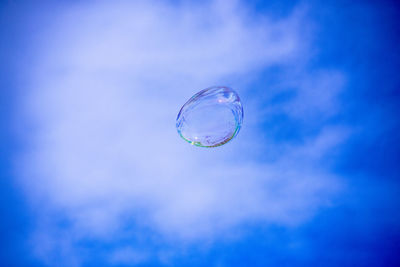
1,0 -> 400,266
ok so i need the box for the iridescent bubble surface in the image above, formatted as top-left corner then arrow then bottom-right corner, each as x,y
176,86 -> 243,148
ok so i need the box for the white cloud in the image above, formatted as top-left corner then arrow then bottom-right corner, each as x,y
16,0 -> 346,265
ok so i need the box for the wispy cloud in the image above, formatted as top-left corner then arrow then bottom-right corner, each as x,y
16,0 -> 347,265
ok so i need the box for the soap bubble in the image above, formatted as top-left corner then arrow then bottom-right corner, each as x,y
176,86 -> 243,147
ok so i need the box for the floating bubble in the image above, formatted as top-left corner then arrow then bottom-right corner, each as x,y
176,86 -> 243,148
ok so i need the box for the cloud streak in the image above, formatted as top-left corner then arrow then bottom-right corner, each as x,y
15,0 -> 347,265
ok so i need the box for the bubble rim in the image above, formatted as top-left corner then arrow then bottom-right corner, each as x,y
176,86 -> 243,148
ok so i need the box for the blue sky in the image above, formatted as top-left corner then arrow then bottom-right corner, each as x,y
1,0 -> 399,266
